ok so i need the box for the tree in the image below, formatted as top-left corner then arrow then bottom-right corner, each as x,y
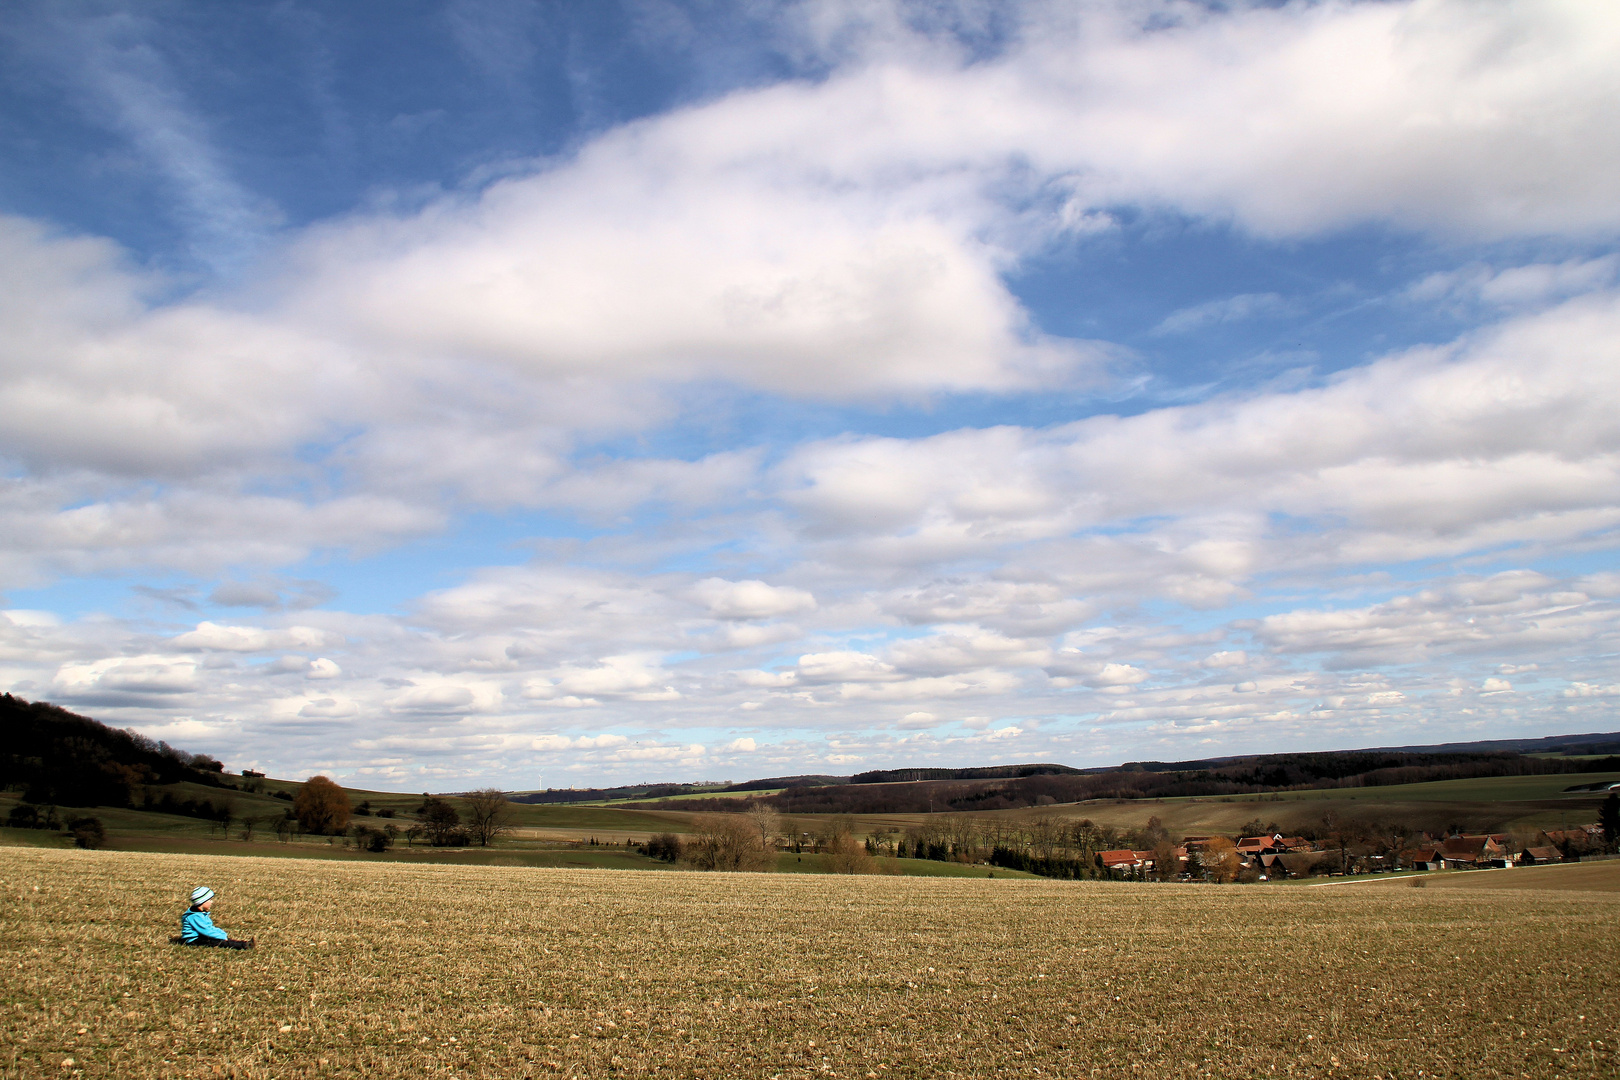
1202,837 -> 1241,883
1602,793 -> 1619,853
418,797 -> 465,846
745,804 -> 782,852
464,789 -> 517,847
1151,839 -> 1180,881
682,814 -> 773,871
293,776 -> 352,835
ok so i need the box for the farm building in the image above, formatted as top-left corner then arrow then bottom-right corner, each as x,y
1518,846 -> 1562,865
1408,849 -> 1445,871
1440,835 -> 1509,868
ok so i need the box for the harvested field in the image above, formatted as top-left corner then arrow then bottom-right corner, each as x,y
1327,860 -> 1620,894
3,847 -> 1617,1079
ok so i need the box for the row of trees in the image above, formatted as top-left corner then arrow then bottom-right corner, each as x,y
288,777 -> 518,848
644,809 -> 881,874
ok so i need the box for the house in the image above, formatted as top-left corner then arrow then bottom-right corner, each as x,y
1099,849 -> 1144,873
1258,852 -> 1290,878
1274,836 -> 1311,852
1236,835 -> 1282,858
1440,834 -> 1509,868
1408,849 -> 1445,871
1518,846 -> 1562,865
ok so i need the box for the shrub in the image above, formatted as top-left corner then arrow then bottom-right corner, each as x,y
68,816 -> 106,849
7,804 -> 40,829
645,833 -> 683,861
351,823 -> 396,853
824,833 -> 875,874
681,815 -> 772,872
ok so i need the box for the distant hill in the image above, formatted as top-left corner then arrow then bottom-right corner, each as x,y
629,744 -> 1620,815
509,773 -> 849,805
851,763 -> 1080,784
1362,731 -> 1620,757
0,693 -> 228,807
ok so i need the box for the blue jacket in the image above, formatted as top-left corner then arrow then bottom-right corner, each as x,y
180,908 -> 229,943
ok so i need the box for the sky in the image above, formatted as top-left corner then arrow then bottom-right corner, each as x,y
1,0 -> 1618,791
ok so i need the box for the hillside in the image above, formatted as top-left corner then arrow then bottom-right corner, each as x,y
0,693 -> 230,807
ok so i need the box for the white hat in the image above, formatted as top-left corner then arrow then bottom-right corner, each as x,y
190,886 -> 215,905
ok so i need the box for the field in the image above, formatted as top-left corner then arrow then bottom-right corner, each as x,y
4,849 -> 1618,1079
1317,860 -> 1620,894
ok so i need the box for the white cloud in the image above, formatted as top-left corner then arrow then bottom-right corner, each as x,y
691,578 -> 817,620
298,697 -> 360,719
897,711 -> 939,730
305,658 -> 342,680
1407,257 -> 1618,310
2,1 -> 1619,786
171,621 -> 337,653
53,654 -> 197,699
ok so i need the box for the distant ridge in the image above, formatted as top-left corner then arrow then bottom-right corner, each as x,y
851,763 -> 1080,784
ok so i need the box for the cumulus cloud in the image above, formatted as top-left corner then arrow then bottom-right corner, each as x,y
53,654 -> 197,701
171,622 -> 338,653
691,578 -> 817,620
2,1 -> 1619,785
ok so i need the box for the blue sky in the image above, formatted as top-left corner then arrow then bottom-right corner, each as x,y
1,0 -> 1617,789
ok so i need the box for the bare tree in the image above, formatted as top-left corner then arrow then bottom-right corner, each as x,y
745,804 -> 782,851
464,789 -> 517,847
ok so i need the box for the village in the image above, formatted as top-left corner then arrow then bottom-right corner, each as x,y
1094,822 -> 1612,881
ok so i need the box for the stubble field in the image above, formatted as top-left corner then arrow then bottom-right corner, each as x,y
2,847 -> 1617,1079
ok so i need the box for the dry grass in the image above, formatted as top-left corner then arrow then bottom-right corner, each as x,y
3,847 -> 1617,1079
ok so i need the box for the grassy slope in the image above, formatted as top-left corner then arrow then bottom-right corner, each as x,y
4,846 -> 1615,1079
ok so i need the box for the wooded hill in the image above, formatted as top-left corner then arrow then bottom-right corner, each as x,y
0,693 -> 228,808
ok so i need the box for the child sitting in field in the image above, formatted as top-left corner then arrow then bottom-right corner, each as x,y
177,887 -> 255,949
